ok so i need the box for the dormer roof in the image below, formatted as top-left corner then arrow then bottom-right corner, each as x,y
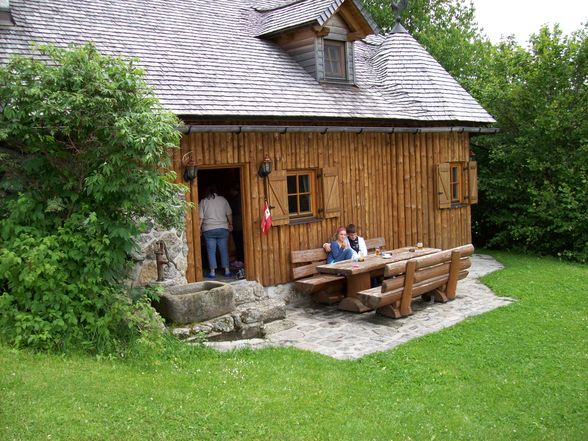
254,0 -> 379,39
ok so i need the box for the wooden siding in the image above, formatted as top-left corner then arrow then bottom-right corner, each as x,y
275,28 -> 317,78
324,14 -> 349,41
174,131 -> 473,286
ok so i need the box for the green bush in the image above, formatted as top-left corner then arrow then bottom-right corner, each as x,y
0,43 -> 186,353
472,26 -> 588,262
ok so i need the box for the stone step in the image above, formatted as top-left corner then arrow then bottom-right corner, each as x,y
203,338 -> 276,352
236,298 -> 286,325
262,319 -> 296,336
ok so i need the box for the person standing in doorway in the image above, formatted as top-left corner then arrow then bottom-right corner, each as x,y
199,185 -> 233,278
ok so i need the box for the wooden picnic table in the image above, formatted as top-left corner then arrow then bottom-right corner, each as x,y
316,247 -> 441,312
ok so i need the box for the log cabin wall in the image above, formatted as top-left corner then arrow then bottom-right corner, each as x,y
174,130 -> 472,286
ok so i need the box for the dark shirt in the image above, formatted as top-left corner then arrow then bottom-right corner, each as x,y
348,236 -> 360,253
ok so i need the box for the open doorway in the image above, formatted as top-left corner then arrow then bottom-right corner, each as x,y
197,167 -> 245,281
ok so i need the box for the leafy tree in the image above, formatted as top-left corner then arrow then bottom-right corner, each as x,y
0,43 -> 186,352
473,25 -> 588,261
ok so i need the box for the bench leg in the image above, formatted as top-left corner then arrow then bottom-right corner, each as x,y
338,273 -> 372,313
338,297 -> 372,313
376,302 -> 402,318
312,291 -> 344,305
430,288 -> 448,303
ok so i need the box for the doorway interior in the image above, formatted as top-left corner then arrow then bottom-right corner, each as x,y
197,167 -> 245,281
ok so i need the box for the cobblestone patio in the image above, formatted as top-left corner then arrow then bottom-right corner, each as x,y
207,254 -> 514,359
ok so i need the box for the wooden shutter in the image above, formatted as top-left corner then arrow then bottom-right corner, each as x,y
467,161 -> 478,204
320,166 -> 341,219
437,163 -> 451,209
267,171 -> 289,226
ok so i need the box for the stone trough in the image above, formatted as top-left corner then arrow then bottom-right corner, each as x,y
155,281 -> 234,325
155,280 -> 289,342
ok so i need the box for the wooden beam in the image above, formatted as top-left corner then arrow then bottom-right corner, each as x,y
347,31 -> 366,41
338,2 -> 374,36
312,25 -> 330,37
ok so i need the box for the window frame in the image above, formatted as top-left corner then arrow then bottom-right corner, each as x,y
449,162 -> 464,204
323,39 -> 347,81
286,170 -> 318,220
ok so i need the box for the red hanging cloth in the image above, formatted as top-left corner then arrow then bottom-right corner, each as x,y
261,200 -> 272,235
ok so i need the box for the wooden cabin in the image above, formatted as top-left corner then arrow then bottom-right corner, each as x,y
0,0 -> 496,287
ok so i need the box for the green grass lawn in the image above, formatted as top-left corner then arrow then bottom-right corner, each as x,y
1,251 -> 587,440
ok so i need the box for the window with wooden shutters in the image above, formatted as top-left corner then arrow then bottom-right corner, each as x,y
267,171 -> 290,226
437,161 -> 478,208
270,168 -> 340,224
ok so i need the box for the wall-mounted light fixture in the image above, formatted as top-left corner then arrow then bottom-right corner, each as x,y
182,152 -> 198,182
258,154 -> 273,178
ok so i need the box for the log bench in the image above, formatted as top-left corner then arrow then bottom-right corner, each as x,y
291,237 -> 386,304
357,244 -> 474,318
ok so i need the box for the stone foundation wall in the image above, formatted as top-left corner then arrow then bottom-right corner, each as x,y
266,282 -> 310,305
128,220 -> 188,287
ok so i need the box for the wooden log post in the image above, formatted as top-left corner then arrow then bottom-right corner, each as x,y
445,250 -> 462,300
399,260 -> 417,316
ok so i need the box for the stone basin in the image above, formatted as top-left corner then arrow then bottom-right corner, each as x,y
154,281 -> 235,324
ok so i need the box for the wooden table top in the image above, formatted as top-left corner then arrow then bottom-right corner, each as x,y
316,247 -> 441,276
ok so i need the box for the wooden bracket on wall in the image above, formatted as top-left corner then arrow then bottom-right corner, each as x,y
313,25 -> 330,37
346,31 -> 365,41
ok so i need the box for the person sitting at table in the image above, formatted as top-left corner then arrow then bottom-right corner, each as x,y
323,224 -> 367,260
326,227 -> 354,264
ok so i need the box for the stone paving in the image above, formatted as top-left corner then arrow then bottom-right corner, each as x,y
207,254 -> 515,359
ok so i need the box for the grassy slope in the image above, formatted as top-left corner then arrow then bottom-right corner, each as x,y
1,252 -> 587,440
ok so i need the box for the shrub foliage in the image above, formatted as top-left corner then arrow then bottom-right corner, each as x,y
472,27 -> 588,262
0,43 -> 186,352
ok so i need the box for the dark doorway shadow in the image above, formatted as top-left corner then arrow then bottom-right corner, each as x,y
197,168 -> 245,280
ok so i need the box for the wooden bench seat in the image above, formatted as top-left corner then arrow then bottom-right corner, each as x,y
357,244 -> 474,318
291,237 -> 385,304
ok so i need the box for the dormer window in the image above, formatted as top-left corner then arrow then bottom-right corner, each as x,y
256,1 -> 379,86
0,0 -> 15,26
324,40 -> 347,80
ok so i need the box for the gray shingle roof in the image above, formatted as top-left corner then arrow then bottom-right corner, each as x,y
254,0 -> 379,38
0,0 -> 495,124
255,0 -> 335,36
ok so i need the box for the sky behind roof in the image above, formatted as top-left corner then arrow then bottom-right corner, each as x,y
470,0 -> 587,44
